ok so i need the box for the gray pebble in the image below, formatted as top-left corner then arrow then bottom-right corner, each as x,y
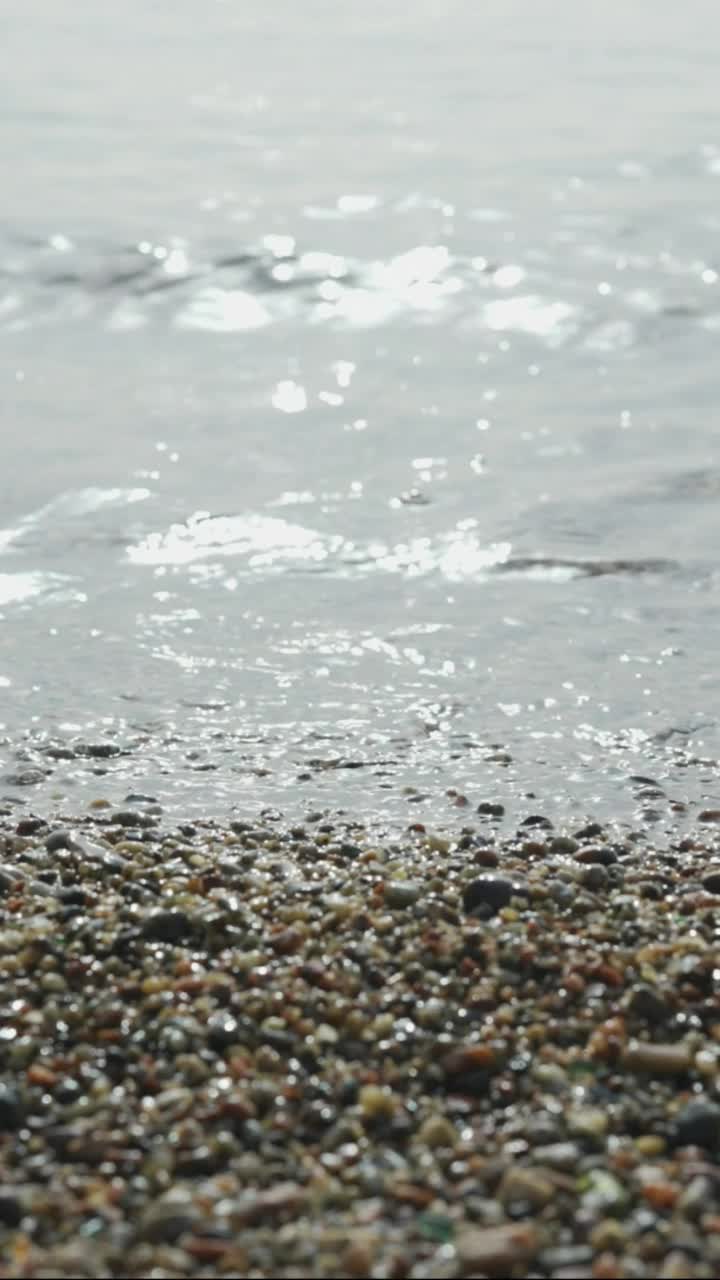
46,829 -> 81,853
138,1195 -> 199,1243
5,769 -> 47,787
385,881 -> 421,909
579,865 -> 609,891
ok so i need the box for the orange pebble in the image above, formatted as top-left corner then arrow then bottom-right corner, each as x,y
26,1064 -> 57,1087
642,1182 -> 679,1210
593,1252 -> 622,1280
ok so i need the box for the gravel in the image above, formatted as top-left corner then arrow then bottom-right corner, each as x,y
0,807 -> 718,1277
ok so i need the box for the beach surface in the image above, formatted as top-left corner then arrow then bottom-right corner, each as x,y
0,800 -> 718,1277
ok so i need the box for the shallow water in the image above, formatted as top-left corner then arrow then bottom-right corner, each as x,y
2,0 -> 720,825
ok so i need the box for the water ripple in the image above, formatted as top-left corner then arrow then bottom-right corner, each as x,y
126,511 -> 676,584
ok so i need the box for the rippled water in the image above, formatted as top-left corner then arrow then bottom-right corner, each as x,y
2,0 -> 720,824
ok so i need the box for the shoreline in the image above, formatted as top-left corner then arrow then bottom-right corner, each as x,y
0,803 -> 719,1278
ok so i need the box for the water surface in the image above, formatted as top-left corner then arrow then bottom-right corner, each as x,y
2,0 -> 720,826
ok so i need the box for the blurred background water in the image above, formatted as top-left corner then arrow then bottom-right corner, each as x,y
2,0 -> 720,825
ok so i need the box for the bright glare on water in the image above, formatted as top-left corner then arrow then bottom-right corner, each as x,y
2,0 -> 720,826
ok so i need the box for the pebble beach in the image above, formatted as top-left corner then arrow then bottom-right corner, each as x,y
1,800 -> 719,1278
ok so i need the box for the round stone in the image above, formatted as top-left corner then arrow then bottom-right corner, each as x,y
462,877 -> 514,914
477,802 -> 505,817
672,1099 -> 720,1152
141,909 -> 193,942
384,881 -> 421,909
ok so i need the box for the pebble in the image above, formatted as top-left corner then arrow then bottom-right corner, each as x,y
567,1106 -> 609,1140
701,869 -> 720,894
672,1099 -> 720,1151
138,1192 -> 200,1243
206,1013 -> 242,1050
141,908 -> 194,942
462,875 -> 514,913
416,1113 -> 457,1149
456,1223 -> 540,1274
498,1165 -> 555,1209
574,845 -> 618,866
579,864 -> 609,891
627,983 -> 670,1024
0,1193 -> 23,1227
45,828 -> 80,853
477,802 -> 505,817
0,1083 -> 24,1129
15,817 -> 47,836
384,880 -> 421,908
621,1041 -> 692,1075
532,1142 -> 582,1170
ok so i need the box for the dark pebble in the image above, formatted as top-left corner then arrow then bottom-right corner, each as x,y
477,802 -> 505,817
141,909 -> 193,942
462,876 -> 514,914
573,822 -> 604,839
520,814 -> 553,830
574,845 -> 618,866
636,879 -> 665,900
55,1078 -> 83,1105
627,983 -> 670,1024
701,870 -> 720,894
672,1099 -> 720,1151
175,1147 -> 223,1177
57,887 -> 88,905
80,743 -> 122,759
112,810 -> 150,827
206,1013 -> 241,1051
0,1194 -> 23,1227
0,1084 -> 25,1130
15,817 -> 47,836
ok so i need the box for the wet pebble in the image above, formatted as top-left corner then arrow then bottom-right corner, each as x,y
477,802 -> 505,817
627,983 -> 670,1024
141,908 -> 194,942
672,1099 -> 720,1151
462,875 -> 514,914
621,1041 -> 692,1076
384,880 -> 421,909
456,1223 -> 540,1274
574,845 -> 618,866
